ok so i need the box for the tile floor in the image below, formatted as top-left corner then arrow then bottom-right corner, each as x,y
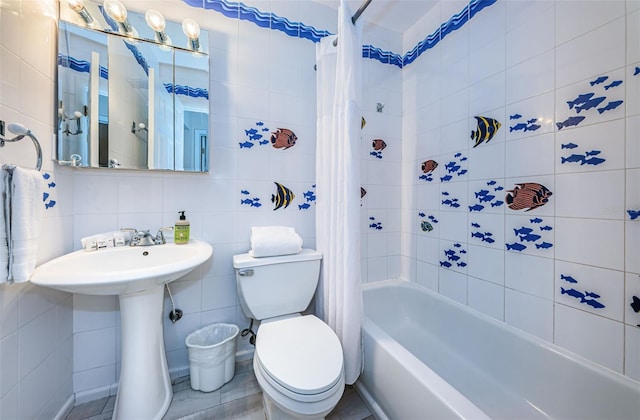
65,360 -> 374,420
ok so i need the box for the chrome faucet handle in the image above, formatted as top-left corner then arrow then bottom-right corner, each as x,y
155,226 -> 173,245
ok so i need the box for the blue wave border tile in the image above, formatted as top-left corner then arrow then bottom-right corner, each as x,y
183,0 -> 497,68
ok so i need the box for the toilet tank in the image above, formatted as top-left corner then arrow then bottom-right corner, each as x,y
233,249 -> 322,320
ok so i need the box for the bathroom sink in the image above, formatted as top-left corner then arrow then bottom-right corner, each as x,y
30,239 -> 213,420
30,239 -> 212,295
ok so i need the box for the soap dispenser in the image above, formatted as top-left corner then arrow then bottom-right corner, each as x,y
174,211 -> 190,244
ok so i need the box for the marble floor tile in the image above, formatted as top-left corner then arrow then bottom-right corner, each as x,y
67,361 -> 372,420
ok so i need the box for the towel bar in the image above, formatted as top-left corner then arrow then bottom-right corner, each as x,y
0,122 -> 43,171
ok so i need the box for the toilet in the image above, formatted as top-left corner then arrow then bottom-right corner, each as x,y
233,249 -> 345,419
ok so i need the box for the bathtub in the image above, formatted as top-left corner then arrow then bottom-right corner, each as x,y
355,279 -> 640,420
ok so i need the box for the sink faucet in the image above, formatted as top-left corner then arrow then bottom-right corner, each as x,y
121,227 -> 173,246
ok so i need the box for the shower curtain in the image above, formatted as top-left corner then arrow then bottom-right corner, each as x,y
315,0 -> 363,385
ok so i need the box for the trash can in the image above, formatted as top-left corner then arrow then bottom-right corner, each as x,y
185,323 -> 240,392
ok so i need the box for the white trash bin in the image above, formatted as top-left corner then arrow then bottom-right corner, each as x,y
185,323 -> 240,392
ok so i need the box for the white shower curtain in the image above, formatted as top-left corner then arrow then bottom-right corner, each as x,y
315,0 -> 363,385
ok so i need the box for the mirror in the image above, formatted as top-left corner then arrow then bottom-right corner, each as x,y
56,1 -> 209,171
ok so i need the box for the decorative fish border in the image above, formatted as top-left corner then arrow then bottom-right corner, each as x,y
439,243 -> 467,270
559,273 -> 606,310
42,173 -> 57,210
239,121 -> 270,149
182,0 -> 497,68
418,212 -> 438,232
240,189 -> 262,208
368,216 -> 383,230
469,180 -> 504,212
469,222 -> 495,245
505,217 -> 553,253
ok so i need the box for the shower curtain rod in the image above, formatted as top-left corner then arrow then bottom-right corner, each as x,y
333,0 -> 373,46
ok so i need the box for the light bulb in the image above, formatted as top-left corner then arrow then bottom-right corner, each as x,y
145,9 -> 166,32
104,0 -> 127,23
67,0 -> 84,12
181,18 -> 200,39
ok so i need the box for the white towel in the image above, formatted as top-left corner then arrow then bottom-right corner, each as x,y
249,226 -> 303,258
0,170 -> 9,283
6,167 -> 45,283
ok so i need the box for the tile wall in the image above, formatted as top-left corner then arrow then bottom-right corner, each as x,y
0,1 -> 75,418
402,0 -> 640,380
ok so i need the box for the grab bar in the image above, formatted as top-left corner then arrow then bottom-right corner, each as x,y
0,122 -> 43,171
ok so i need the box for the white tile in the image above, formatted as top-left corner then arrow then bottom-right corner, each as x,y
416,235 -> 439,265
555,261 -> 624,322
624,325 -> 640,381
439,121 -> 468,155
626,63 -> 640,117
469,72 -> 506,118
555,18 -> 625,89
468,36 -> 506,85
555,171 -> 625,219
416,261 -> 439,292
468,277 -> 504,321
556,0 -> 625,45
438,268 -> 467,305
505,4 -> 555,68
73,366 -> 116,395
73,174 -> 119,215
72,295 -> 117,333
506,49 -> 555,104
505,288 -> 553,342
1,333 -> 18,397
440,90 -> 468,126
467,245 -> 505,286
554,303 -> 624,373
506,133 -> 555,178
468,142 -> 506,181
555,218 -> 624,270
626,220 -> 640,274
629,9 -> 640,64
73,328 -> 116,372
505,252 -> 554,300
439,180 -> 467,213
163,312 -> 202,352
437,211 -> 467,243
626,114 -> 640,168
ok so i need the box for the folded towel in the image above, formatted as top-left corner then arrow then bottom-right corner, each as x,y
7,167 -> 44,282
0,170 -> 9,283
249,226 -> 303,258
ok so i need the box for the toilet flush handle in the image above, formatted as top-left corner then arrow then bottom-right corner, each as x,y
238,269 -> 254,277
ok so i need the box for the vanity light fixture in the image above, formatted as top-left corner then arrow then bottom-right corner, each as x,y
145,9 -> 171,46
181,18 -> 201,52
104,0 -> 136,36
67,0 -> 94,25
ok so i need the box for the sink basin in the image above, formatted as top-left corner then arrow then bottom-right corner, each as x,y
30,239 -> 212,420
31,239 -> 213,295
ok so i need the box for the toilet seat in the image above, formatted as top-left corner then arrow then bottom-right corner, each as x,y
255,315 -> 344,400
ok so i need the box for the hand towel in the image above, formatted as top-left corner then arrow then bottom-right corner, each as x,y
7,167 -> 45,282
249,226 -> 303,258
0,170 -> 10,283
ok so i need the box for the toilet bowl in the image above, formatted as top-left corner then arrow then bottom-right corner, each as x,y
232,250 -> 345,419
253,315 -> 345,419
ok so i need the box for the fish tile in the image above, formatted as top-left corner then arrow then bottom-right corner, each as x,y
555,170 -> 625,219
467,244 -> 505,286
555,119 -> 625,173
626,62 -> 640,116
468,179 -> 506,215
505,92 -> 555,140
504,175 -> 554,216
468,276 -> 504,321
505,252 -> 554,300
439,240 -> 468,274
439,183 -> 467,212
555,261 -> 624,321
624,325 -> 640,381
468,213 -> 505,250
505,289 -> 553,342
555,217 -> 623,270
554,303 -> 624,373
624,273 -> 640,327
505,214 -> 554,257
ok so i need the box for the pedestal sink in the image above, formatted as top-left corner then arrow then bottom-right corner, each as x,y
30,240 -> 213,420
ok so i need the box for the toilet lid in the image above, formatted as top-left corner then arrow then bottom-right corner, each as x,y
256,315 -> 344,395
